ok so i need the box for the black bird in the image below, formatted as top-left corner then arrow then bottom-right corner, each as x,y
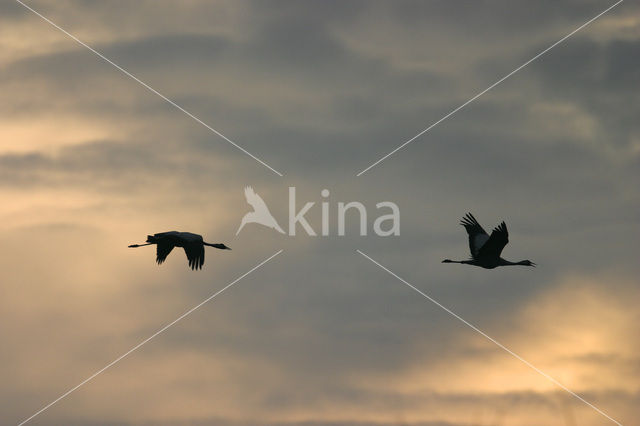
443,213 -> 535,269
129,231 -> 231,270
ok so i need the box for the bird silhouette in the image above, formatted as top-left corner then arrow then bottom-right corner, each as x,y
442,213 -> 535,269
236,186 -> 285,235
128,231 -> 231,270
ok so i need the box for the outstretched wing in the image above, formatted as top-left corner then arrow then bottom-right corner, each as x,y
460,213 -> 489,259
183,242 -> 205,270
244,186 -> 271,214
156,241 -> 174,264
478,221 -> 509,259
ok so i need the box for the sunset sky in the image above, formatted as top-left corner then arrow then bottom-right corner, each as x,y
1,1 -> 639,425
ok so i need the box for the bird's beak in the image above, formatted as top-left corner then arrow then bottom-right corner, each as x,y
226,246 -> 232,250
531,262 -> 536,267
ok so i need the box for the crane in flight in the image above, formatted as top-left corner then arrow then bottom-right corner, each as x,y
129,231 -> 231,270
443,213 -> 535,269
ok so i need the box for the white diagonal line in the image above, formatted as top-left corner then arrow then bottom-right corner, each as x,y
15,0 -> 283,177
18,249 -> 284,426
357,0 -> 624,176
356,249 -> 623,426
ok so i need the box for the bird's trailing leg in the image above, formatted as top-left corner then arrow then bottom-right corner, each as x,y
442,259 -> 470,264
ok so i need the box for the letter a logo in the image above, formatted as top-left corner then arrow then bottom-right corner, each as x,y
236,186 -> 285,235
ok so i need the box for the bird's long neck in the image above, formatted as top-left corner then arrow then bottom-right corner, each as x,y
128,243 -> 153,248
204,242 -> 226,249
498,258 -> 527,266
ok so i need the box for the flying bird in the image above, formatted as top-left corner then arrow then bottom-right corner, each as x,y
442,213 -> 535,269
236,186 -> 285,235
128,231 -> 231,270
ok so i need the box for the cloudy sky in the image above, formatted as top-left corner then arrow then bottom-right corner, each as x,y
1,1 -> 639,425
